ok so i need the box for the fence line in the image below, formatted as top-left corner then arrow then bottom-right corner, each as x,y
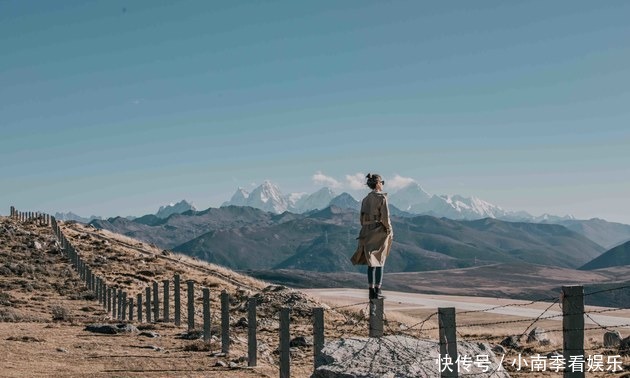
7,207 -> 630,378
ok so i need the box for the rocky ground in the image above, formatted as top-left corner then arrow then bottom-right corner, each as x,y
1,215 -> 629,377
0,216 -> 371,377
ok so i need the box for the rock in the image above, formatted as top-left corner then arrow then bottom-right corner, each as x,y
228,362 -> 239,369
139,331 -> 160,338
32,241 -> 43,250
492,345 -> 506,355
311,336 -> 510,378
235,317 -> 248,328
290,336 -> 311,348
56,348 -> 68,353
214,360 -> 228,367
527,327 -> 550,345
621,336 -> 630,352
177,330 -> 203,340
84,324 -> 138,334
500,335 -> 520,349
604,331 -> 622,348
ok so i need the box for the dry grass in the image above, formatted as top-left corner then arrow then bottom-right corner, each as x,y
2,216 -> 628,377
0,217 -> 368,377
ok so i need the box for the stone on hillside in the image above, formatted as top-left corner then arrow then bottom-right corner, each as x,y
311,336 -> 510,378
492,344 -> 506,355
527,327 -> 550,345
84,323 -> 138,334
603,331 -> 622,348
620,336 -> 630,352
290,336 -> 311,348
235,317 -> 248,328
139,331 -> 160,338
177,330 -> 203,340
500,335 -> 520,349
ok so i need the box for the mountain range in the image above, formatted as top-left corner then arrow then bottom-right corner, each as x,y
222,181 -> 583,222
89,204 -> 613,276
58,181 -> 630,250
219,181 -> 630,248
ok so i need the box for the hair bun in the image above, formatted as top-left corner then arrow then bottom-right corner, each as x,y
366,173 -> 372,179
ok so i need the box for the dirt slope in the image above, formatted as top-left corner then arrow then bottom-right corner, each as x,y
0,216 -> 367,377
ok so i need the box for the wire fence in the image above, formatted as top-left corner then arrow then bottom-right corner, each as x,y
7,207 -> 630,377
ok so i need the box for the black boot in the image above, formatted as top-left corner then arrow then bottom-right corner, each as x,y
374,287 -> 385,299
369,288 -> 375,300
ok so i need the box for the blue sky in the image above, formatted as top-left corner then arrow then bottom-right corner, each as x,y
1,1 -> 629,223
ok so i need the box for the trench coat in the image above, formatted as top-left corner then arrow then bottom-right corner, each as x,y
350,190 -> 393,267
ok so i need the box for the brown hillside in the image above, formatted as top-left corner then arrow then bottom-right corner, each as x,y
0,216 -> 372,377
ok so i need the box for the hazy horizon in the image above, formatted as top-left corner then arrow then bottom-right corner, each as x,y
2,1 -> 629,223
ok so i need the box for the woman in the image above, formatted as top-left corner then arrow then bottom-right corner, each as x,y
350,173 -> 393,300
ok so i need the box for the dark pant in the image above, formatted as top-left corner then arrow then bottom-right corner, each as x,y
367,266 -> 383,286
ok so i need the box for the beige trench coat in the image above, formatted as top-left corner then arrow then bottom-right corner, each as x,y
350,191 -> 393,267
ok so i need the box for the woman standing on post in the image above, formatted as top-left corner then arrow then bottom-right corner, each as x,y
351,173 -> 393,300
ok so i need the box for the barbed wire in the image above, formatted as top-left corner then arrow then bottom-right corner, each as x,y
9,209 -> 630,377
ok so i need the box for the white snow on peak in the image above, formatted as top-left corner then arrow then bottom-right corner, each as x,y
220,181 -> 569,222
156,200 -> 196,219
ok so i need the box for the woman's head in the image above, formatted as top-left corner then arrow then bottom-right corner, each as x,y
366,173 -> 384,190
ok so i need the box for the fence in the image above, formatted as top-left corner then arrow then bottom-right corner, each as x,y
8,206 -> 630,378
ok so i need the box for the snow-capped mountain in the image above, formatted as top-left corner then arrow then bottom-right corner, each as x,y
221,181 -> 566,222
292,187 -> 336,213
226,188 -> 249,207
422,194 -> 509,220
388,183 -> 431,211
388,183 -> 509,220
330,193 -> 360,211
222,183 -> 338,214
287,192 -> 308,209
222,181 -> 291,213
156,200 -> 196,219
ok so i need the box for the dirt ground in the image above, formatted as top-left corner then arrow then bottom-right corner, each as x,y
1,216 -> 629,377
307,289 -> 630,378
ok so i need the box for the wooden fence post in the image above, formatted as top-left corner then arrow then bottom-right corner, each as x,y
163,280 -> 170,322
203,288 -> 210,342
562,285 -> 585,378
101,283 -> 106,308
137,293 -> 143,323
187,280 -> 195,331
174,274 -> 181,327
221,290 -> 230,354
129,298 -> 134,321
118,291 -> 123,320
438,307 -> 458,378
145,286 -> 151,323
248,298 -> 257,367
279,307 -> 290,378
112,288 -> 117,319
152,281 -> 159,321
101,280 -> 106,308
121,292 -> 127,321
369,298 -> 384,338
313,307 -> 324,369
95,277 -> 100,302
107,287 -> 112,314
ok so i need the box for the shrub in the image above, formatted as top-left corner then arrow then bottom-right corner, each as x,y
51,305 -> 71,321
